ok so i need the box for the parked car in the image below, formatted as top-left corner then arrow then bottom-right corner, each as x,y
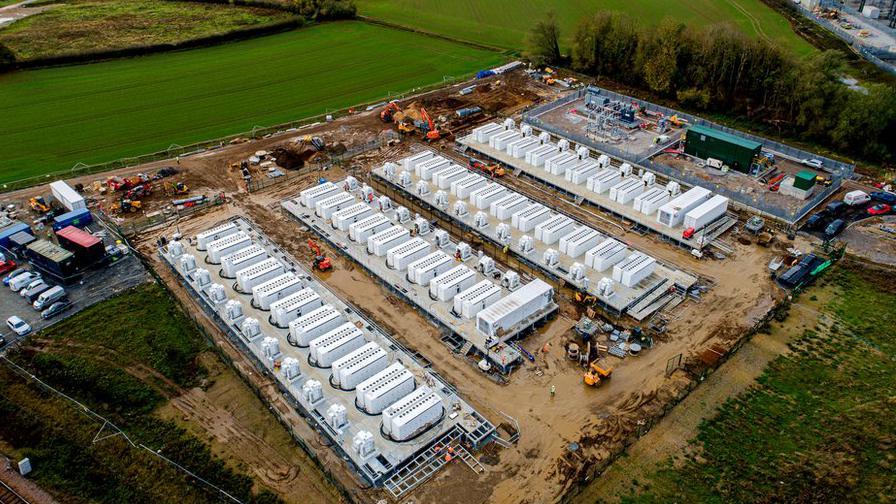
19,277 -> 45,295
0,334 -> 7,347
867,204 -> 891,216
844,190 -> 871,206
805,213 -> 827,230
9,272 -> 40,292
0,259 -> 16,276
40,300 -> 72,320
801,158 -> 823,169
3,268 -> 29,286
825,201 -> 846,215
21,281 -> 50,303
870,191 -> 896,205
6,316 -> 31,336
33,286 -> 66,311
825,218 -> 846,238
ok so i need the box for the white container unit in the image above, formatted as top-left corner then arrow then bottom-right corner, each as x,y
512,204 -> 551,232
300,182 -> 340,208
526,144 -> 557,167
331,342 -> 388,390
367,226 -> 410,256
587,169 -> 621,193
585,238 -> 628,271
49,180 -> 86,212
196,222 -> 239,250
451,174 -> 487,199
473,123 -> 503,144
289,305 -> 344,347
453,280 -> 503,319
406,251 -> 452,285
612,253 -> 657,287
315,192 -> 355,220
657,187 -> 712,227
220,245 -> 266,278
429,265 -> 476,302
559,226 -> 602,258
206,232 -> 252,264
609,177 -> 645,204
386,238 -> 431,271
683,195 -> 729,230
252,273 -> 305,311
508,136 -> 539,157
471,184 -> 508,210
535,215 -> 575,245
416,157 -> 450,179
490,130 -> 521,151
567,161 -> 600,185
356,363 -> 415,414
491,194 -> 528,220
349,214 -> 392,243
234,257 -> 283,293
476,279 -> 553,338
546,153 -> 578,176
436,165 -> 468,189
402,151 -> 434,173
270,288 -> 322,327
633,187 -> 670,215
382,387 -> 443,441
309,323 -> 366,368
331,203 -> 374,231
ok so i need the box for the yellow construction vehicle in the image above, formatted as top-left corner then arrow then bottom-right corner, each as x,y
29,197 -> 50,213
110,199 -> 142,214
170,181 -> 189,195
583,361 -> 613,386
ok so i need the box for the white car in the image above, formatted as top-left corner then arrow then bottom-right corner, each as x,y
6,316 -> 31,336
801,158 -> 823,169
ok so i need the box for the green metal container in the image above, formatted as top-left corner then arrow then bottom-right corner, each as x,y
793,170 -> 817,190
684,125 -> 762,173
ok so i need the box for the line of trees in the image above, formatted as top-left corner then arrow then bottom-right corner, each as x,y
528,12 -> 896,167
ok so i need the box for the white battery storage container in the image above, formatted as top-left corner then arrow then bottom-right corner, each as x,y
546,153 -> 578,176
349,214 -> 392,243
559,226 -> 602,258
633,187 -> 670,215
473,123 -> 503,144
471,184 -> 508,209
451,174 -> 487,199
386,237 -> 431,271
453,280 -> 503,319
429,265 -> 476,301
567,161 -> 600,185
542,152 -> 571,174
512,204 -> 551,232
683,195 -> 729,230
406,251 -> 453,285
657,187 -> 712,227
402,151 -> 434,173
252,273 -> 304,311
331,342 -> 389,390
289,305 -> 344,347
436,165 -> 468,188
206,232 -> 252,264
535,214 -> 575,245
236,258 -> 284,293
587,169 -> 621,193
585,238 -> 629,271
526,144 -> 556,167
331,203 -> 374,231
491,194 -> 528,220
476,279 -> 553,338
196,222 -> 238,250
507,136 -> 538,157
367,226 -> 410,256
315,192 -> 355,219
309,323 -> 365,368
299,182 -> 340,208
220,245 -> 267,278
612,253 -> 656,288
609,177 -> 645,204
489,130 -> 521,151
270,288 -> 322,327
416,156 -> 449,179
356,362 -> 415,414
382,386 -> 443,441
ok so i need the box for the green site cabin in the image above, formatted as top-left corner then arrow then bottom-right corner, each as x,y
684,124 -> 762,173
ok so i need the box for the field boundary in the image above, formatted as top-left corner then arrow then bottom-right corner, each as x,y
357,15 -> 512,53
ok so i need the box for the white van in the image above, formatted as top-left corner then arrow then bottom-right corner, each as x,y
844,190 -> 871,206
34,286 -> 66,310
10,272 -> 40,292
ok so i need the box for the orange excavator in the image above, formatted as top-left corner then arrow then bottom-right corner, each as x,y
380,101 -> 401,122
307,238 -> 332,272
420,107 -> 441,142
583,361 -> 613,386
469,158 -> 505,178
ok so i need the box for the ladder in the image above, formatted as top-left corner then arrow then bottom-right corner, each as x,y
458,340 -> 474,356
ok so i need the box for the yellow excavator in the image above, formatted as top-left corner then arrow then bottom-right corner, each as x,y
29,197 -> 51,214
583,361 -> 613,386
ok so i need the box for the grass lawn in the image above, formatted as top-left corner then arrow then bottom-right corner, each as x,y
0,0 -> 293,61
620,262 -> 896,503
0,21 -> 503,183
357,0 -> 815,55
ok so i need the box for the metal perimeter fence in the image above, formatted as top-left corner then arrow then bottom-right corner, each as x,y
521,87 -> 852,225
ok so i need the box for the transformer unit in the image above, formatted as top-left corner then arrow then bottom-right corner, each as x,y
270,288 -> 322,327
545,152 -> 578,176
518,235 -> 535,254
453,280 -> 503,319
657,187 -> 712,228
206,232 -> 252,264
349,214 -> 392,243
471,184 -> 508,210
402,151 -> 434,173
535,214 -> 575,245
356,362 -> 415,414
382,386 -> 443,442
417,157 -> 450,179
683,195 -> 729,231
331,342 -> 389,390
429,265 -> 476,302
559,226 -> 602,258
220,244 -> 266,278
196,222 -> 238,250
315,192 -> 355,220
436,165 -> 468,189
367,226 -> 410,256
512,204 -> 551,232
309,323 -> 365,368
585,238 -> 628,271
473,123 -> 503,144
300,182 -> 340,208
352,431 -> 375,458
509,136 -> 540,158
612,253 -> 657,288
252,273 -> 304,311
476,279 -> 553,338
288,305 -> 344,347
526,143 -> 557,167
566,161 -> 600,185
451,174 -> 487,199
331,203 -> 374,231
282,357 -> 301,381
490,194 -> 528,220
489,130 -> 521,151
633,187 -> 670,216
587,169 -> 621,194
236,258 -> 284,293
406,251 -> 453,285
386,238 -> 431,271
609,177 -> 644,204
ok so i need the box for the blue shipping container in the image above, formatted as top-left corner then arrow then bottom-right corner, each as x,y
0,222 -> 33,250
52,208 -> 92,231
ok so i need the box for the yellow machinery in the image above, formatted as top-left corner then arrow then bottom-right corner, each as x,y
583,361 -> 613,386
29,197 -> 50,213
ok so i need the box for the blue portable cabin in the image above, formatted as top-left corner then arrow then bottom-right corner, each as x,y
0,221 -> 33,250
52,208 -> 92,231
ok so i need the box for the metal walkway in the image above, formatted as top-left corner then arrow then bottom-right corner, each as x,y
384,426 -> 484,499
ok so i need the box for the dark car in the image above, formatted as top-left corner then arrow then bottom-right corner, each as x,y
824,218 -> 846,238
825,201 -> 846,215
805,213 -> 827,230
870,191 -> 896,205
41,301 -> 72,320
22,281 -> 50,303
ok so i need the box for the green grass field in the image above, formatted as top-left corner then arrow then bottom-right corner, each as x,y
357,0 -> 814,55
0,21 -> 503,183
